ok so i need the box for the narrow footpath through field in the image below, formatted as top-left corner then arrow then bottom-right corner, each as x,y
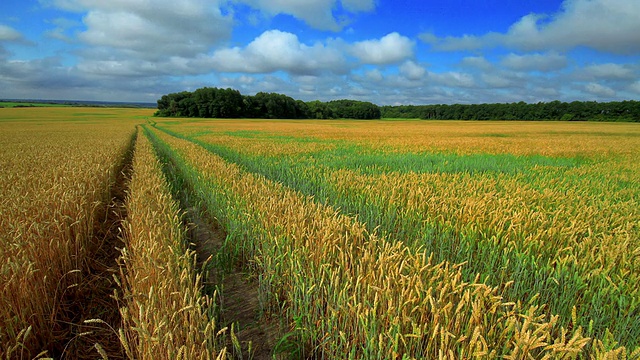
185,206 -> 281,359
51,133 -> 137,359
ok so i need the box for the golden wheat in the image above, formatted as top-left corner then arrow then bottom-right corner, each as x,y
147,125 -> 612,358
118,128 -> 225,359
0,110 -> 138,358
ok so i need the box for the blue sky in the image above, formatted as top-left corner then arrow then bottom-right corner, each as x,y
1,0 -> 639,105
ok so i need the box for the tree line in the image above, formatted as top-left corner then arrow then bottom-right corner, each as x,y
155,88 -> 639,121
155,87 -> 381,119
381,100 -> 640,122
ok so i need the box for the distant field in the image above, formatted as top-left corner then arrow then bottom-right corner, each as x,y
0,100 -> 157,108
1,107 -> 638,358
0,101 -> 71,108
0,106 -> 153,122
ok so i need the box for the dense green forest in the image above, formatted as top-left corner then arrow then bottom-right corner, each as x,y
155,87 -> 639,121
381,100 -> 640,121
155,87 -> 381,119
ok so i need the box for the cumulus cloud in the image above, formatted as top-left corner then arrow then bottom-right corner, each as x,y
460,56 -> 493,71
0,24 -> 24,42
0,55 -> 182,101
210,30 -> 348,75
46,0 -> 232,60
500,52 -> 567,72
421,0 -> 640,54
420,32 -> 486,52
200,30 -> 412,82
0,57 -> 88,99
77,58 -> 171,77
342,0 -> 376,12
431,72 -> 475,88
235,0 -> 376,31
364,68 -> 383,82
0,24 -> 33,58
481,74 -> 516,89
399,60 -> 426,80
350,32 -> 414,65
8,0 -> 638,105
584,82 -> 616,97
629,82 -> 640,94
580,63 -> 635,80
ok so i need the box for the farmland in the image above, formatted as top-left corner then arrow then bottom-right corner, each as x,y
1,106 -> 639,359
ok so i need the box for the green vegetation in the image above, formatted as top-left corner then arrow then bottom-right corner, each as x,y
154,87 -> 382,119
2,106 -> 638,358
145,126 -> 593,358
145,118 -> 640,357
156,125 -> 636,347
154,87 -> 640,122
381,100 -> 640,121
0,101 -> 69,108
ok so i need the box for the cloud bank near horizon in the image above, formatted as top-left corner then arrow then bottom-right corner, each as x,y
1,0 -> 639,104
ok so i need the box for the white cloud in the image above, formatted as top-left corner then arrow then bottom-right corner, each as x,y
46,0 -> 232,60
481,74 -> 515,88
501,52 -> 567,72
580,63 -> 635,80
399,60 -> 426,80
364,69 -> 383,82
0,54 -> 191,102
210,30 -> 348,75
0,24 -> 32,58
432,72 -> 475,88
235,0 -> 377,31
584,82 -> 616,97
421,0 -> 640,54
236,0 -> 339,31
461,56 -> 493,71
9,0 -> 639,105
341,0 -> 376,12
0,25 -> 24,42
629,82 -> 640,94
420,32 -> 487,52
350,32 -> 414,65
76,58 -> 174,77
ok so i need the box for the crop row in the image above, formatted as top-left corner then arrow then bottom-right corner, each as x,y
153,122 -> 640,352
2,108 -> 637,358
118,128 -> 226,359
0,108 -> 228,359
0,120 -> 135,358
145,124 -> 631,358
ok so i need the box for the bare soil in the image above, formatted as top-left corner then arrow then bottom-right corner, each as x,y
185,207 -> 282,360
50,133 -> 137,359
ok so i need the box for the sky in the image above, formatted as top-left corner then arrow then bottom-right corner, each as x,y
1,0 -> 640,105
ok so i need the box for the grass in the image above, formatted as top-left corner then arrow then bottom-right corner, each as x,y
0,106 -> 154,123
0,101 -> 70,108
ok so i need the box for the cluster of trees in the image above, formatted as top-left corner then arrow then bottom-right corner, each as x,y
155,87 -> 381,119
381,100 -> 640,122
156,87 -> 638,122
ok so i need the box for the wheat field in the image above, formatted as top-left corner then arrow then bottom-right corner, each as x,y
149,117 -> 639,358
1,107 -> 638,358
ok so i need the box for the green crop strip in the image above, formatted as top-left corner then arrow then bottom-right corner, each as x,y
302,147 -> 584,175
145,125 -> 616,358
153,123 -> 639,350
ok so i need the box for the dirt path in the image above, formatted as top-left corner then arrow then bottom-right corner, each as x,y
51,133 -> 137,359
185,207 -> 281,360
